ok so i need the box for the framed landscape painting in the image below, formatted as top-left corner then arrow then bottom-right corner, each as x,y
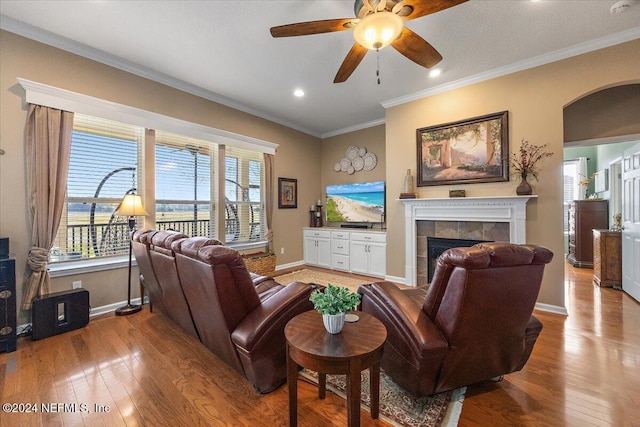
278,177 -> 297,209
416,111 -> 509,186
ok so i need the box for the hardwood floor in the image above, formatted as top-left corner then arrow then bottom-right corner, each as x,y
1,262 -> 638,426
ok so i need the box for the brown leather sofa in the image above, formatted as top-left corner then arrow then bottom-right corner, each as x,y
173,239 -> 317,393
358,242 -> 553,397
132,229 -> 317,393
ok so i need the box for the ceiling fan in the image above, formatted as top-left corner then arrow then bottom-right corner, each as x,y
270,0 -> 468,83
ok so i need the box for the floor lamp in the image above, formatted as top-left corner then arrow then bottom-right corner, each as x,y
115,193 -> 148,316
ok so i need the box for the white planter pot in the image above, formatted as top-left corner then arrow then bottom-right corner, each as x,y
322,313 -> 346,334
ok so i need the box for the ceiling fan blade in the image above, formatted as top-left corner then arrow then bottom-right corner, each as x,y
400,0 -> 468,21
270,19 -> 358,37
391,27 -> 443,69
334,43 -> 369,83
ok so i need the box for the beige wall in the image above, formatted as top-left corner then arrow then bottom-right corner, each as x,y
0,31 -> 321,323
321,125 -> 386,189
384,39 -> 640,309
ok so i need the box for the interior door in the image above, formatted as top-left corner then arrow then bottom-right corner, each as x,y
621,142 -> 640,303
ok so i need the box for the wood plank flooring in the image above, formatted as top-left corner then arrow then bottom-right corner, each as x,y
1,262 -> 638,426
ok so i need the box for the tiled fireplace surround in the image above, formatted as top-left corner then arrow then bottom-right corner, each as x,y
400,196 -> 536,286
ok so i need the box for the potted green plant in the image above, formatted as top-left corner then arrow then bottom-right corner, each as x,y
309,284 -> 361,334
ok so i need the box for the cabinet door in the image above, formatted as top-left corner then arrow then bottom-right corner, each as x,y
304,237 -> 319,266
350,241 -> 369,274
368,243 -> 386,277
316,238 -> 331,268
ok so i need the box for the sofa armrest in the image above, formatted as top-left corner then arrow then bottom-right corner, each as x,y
359,282 -> 448,357
231,282 -> 315,352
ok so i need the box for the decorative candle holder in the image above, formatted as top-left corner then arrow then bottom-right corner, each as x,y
315,204 -> 323,228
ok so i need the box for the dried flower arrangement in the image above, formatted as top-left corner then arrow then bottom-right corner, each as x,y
509,139 -> 554,180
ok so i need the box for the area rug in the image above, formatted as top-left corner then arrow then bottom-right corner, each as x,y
274,269 -> 373,293
299,369 -> 465,427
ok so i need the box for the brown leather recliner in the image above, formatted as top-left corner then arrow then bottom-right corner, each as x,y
174,239 -> 318,393
358,242 -> 553,397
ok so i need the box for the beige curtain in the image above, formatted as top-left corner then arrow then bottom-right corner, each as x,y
264,153 -> 275,254
22,105 -> 74,310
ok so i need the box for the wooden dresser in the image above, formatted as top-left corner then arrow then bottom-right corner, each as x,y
593,229 -> 622,288
567,200 -> 608,268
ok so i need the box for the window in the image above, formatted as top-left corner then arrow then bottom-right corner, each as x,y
24,80 -> 276,268
563,158 -> 587,233
224,146 -> 264,243
52,114 -> 143,262
155,130 -> 217,237
51,117 -> 267,264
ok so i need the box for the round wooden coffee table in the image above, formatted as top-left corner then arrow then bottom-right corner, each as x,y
285,310 -> 387,427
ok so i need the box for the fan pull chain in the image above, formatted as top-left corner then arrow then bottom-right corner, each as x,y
376,48 -> 381,85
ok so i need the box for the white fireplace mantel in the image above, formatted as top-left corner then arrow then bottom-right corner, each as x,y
400,195 -> 536,286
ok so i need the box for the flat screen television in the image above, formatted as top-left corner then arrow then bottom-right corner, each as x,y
326,181 -> 385,223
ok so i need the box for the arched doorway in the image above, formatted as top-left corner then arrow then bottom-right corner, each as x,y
562,83 -> 640,300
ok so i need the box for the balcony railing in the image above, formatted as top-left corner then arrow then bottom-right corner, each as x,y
52,218 -> 261,262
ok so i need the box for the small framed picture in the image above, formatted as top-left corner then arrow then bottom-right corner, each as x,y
278,177 -> 297,209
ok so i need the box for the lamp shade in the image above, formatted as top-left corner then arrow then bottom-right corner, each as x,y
353,11 -> 403,50
116,194 -> 148,217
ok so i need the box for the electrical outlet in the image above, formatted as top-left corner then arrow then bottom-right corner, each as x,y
280,247 -> 285,255
72,280 -> 82,289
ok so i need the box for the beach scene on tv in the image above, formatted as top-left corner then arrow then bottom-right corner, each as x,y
326,181 -> 385,223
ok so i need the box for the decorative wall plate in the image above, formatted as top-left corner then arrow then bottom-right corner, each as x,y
347,165 -> 355,175
340,158 -> 351,172
352,156 -> 364,171
358,146 -> 367,157
346,145 -> 359,160
363,152 -> 377,171
334,162 -> 341,172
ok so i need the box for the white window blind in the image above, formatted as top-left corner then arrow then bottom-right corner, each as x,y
155,130 -> 217,238
52,113 -> 143,262
224,146 -> 265,243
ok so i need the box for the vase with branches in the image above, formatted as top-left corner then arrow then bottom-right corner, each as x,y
510,139 -> 554,195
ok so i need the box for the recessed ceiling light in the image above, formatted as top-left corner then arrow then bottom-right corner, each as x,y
293,89 -> 305,97
429,69 -> 441,78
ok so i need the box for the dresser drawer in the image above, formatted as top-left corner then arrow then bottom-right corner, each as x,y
350,232 -> 386,244
331,254 -> 350,271
331,239 -> 349,255
304,229 -> 331,239
331,231 -> 350,240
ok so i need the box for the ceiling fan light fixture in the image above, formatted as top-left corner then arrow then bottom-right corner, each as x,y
353,11 -> 403,50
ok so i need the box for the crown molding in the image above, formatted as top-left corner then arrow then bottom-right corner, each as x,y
320,117 -> 385,139
0,15 -> 322,138
382,27 -> 640,109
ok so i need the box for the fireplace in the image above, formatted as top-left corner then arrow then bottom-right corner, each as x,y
426,237 -> 490,282
400,196 -> 536,286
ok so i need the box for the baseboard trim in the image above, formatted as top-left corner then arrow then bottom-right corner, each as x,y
534,302 -> 568,316
275,260 -> 304,271
385,274 -> 406,285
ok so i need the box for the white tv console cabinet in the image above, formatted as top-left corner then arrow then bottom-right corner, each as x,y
303,227 -> 386,278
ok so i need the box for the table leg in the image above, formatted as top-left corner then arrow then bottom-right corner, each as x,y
318,373 -> 326,399
370,362 -> 380,419
346,360 -> 362,427
287,344 -> 298,427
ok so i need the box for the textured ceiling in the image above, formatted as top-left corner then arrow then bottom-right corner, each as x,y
1,1 -> 639,137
